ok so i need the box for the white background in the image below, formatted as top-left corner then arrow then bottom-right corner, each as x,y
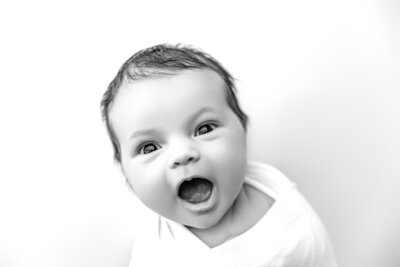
0,0 -> 399,266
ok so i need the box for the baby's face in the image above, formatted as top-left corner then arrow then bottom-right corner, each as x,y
110,69 -> 247,229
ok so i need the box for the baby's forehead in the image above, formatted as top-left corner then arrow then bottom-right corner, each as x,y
113,70 -> 227,114
109,69 -> 233,141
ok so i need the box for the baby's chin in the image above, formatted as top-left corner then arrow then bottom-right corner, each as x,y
177,193 -> 242,230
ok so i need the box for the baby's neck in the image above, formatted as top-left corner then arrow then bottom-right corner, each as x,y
186,183 -> 274,248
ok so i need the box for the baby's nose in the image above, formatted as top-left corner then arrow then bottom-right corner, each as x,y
168,140 -> 200,169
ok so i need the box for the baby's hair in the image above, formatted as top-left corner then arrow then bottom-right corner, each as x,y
101,43 -> 248,163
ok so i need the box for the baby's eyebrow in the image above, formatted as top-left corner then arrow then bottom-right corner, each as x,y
130,129 -> 160,140
189,107 -> 216,121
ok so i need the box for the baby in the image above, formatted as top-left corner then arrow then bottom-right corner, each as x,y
101,44 -> 337,266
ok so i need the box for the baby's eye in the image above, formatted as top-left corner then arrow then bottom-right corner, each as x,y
138,143 -> 161,155
195,122 -> 218,136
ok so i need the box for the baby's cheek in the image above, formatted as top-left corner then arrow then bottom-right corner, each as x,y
210,136 -> 246,164
131,170 -> 172,211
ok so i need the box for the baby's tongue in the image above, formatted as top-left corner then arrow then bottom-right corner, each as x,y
178,178 -> 212,203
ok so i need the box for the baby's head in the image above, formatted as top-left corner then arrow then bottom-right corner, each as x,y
101,44 -> 248,163
101,44 -> 249,229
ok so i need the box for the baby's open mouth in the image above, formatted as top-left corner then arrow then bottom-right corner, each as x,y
178,177 -> 213,204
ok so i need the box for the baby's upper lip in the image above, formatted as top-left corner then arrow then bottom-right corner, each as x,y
176,175 -> 201,188
182,175 -> 202,181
